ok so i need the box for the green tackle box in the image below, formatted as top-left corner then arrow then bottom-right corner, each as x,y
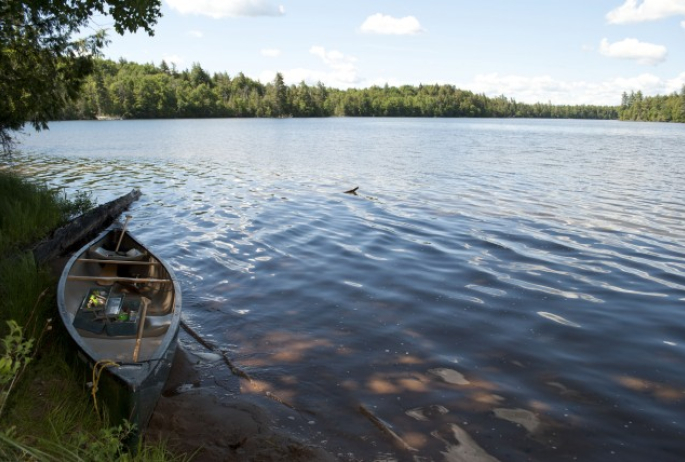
74,288 -> 142,337
73,287 -> 110,334
105,297 -> 142,337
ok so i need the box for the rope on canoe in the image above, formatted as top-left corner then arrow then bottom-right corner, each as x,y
91,359 -> 119,418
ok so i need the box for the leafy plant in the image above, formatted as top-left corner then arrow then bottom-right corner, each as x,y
72,420 -> 136,461
0,321 -> 34,418
59,189 -> 95,219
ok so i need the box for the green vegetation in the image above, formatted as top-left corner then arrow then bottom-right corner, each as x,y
0,171 -> 92,256
0,171 -> 185,461
0,321 -> 34,418
0,0 -> 162,152
62,59 -> 621,121
619,89 -> 685,122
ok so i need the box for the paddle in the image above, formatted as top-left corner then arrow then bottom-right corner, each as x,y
132,298 -> 149,362
115,215 -> 133,253
100,215 -> 133,286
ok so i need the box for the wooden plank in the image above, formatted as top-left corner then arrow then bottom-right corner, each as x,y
67,275 -> 171,284
76,258 -> 161,266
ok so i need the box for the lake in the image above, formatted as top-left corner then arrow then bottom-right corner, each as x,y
12,118 -> 685,461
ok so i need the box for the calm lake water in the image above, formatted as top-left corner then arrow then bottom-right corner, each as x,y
12,118 -> 685,461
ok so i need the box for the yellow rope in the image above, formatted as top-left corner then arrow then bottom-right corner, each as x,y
91,359 -> 119,418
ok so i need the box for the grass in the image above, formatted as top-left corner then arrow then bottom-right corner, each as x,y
0,252 -> 53,338
0,170 -> 189,461
0,169 -> 93,256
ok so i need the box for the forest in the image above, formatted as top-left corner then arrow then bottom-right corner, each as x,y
61,59 -> 685,122
619,89 -> 685,122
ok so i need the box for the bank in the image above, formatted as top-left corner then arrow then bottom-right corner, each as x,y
0,168 -> 185,460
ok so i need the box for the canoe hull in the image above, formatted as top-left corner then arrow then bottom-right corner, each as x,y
67,324 -> 178,441
57,224 -> 182,445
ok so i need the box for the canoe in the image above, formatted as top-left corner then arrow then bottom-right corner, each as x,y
57,223 -> 182,445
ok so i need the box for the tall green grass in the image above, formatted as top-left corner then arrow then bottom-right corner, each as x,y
0,169 -> 93,255
0,169 -> 92,336
0,252 -> 54,338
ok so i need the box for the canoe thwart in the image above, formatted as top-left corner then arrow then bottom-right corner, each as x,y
67,275 -> 172,284
76,258 -> 161,266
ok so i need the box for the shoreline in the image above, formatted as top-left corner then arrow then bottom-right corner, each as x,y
147,345 -> 335,462
50,254 -> 335,462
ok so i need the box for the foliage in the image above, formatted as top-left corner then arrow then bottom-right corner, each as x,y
1,417 -> 186,461
0,334 -> 155,461
0,0 -> 162,153
0,252 -> 54,337
74,420 -> 137,462
619,88 -> 685,122
0,321 -> 34,418
61,58 -> 621,121
0,170 -> 93,255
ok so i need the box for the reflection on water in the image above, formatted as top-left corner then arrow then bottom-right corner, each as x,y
11,118 -> 685,461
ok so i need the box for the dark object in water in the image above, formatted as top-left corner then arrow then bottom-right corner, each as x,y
344,186 -> 359,195
57,223 -> 182,448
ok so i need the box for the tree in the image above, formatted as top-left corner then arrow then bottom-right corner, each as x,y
264,72 -> 288,117
189,63 -> 212,88
0,0 -> 162,153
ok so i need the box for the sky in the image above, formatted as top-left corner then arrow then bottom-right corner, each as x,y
97,0 -> 685,106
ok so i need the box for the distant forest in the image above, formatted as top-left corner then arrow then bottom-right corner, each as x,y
61,59 -> 685,122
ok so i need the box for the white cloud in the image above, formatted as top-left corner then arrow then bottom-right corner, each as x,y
607,0 -> 685,24
258,61 -> 685,105
261,48 -> 281,57
165,0 -> 284,18
187,30 -> 203,38
162,54 -> 185,68
665,71 -> 685,93
360,13 -> 424,35
308,46 -> 360,86
599,38 -> 667,65
464,72 -> 683,105
261,46 -> 361,89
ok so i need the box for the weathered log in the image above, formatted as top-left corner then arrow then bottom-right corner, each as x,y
33,189 -> 142,265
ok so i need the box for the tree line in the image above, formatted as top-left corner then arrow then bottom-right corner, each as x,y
62,59 -> 624,121
619,89 -> 685,122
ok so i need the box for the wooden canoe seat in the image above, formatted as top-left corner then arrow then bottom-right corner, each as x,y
89,245 -> 146,261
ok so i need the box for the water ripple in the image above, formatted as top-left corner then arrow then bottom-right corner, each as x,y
11,118 -> 685,462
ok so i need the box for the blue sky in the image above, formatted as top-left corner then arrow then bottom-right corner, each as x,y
98,0 -> 685,105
